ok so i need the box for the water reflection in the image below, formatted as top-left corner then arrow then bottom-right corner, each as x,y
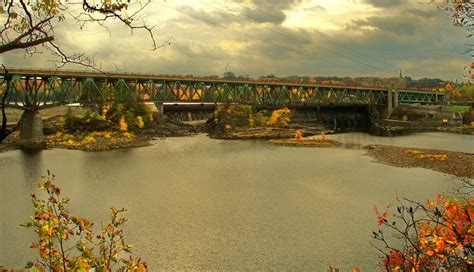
0,133 -> 471,270
20,149 -> 44,190
327,132 -> 474,153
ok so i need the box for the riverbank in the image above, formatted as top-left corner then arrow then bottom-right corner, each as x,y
0,118 -> 203,152
365,145 -> 474,178
268,138 -> 340,147
0,132 -> 460,271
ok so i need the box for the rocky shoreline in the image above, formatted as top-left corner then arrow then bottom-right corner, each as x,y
0,118 -> 203,153
370,119 -> 474,136
365,145 -> 474,178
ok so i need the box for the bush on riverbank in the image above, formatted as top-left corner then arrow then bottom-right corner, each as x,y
211,104 -> 292,132
45,102 -> 159,150
22,172 -> 147,271
212,104 -> 254,131
45,131 -> 144,151
373,178 -> 473,271
63,109 -> 112,132
64,102 -> 154,133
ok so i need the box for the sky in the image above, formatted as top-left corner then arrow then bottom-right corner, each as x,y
1,0 -> 472,80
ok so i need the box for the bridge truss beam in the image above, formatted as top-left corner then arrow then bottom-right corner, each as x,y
0,73 -> 444,110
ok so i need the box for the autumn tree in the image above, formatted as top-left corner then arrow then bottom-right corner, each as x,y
23,171 -> 148,271
431,1 -> 473,77
0,0 -> 162,144
372,179 -> 473,271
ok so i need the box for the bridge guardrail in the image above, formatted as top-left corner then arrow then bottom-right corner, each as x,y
0,67 -> 446,95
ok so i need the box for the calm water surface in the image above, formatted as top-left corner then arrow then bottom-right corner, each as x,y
0,133 -> 471,270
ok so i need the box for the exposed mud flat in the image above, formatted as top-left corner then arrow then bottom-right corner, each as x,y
365,145 -> 474,178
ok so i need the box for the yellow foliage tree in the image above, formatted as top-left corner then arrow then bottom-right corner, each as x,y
267,108 -> 291,127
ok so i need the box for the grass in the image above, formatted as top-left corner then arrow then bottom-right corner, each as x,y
445,105 -> 470,113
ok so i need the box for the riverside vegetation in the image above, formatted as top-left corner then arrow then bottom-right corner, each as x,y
21,171 -> 148,271
373,178 -> 473,271
47,102 -> 155,151
0,102 -> 200,152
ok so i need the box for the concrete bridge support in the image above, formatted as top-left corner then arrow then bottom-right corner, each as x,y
394,88 -> 399,109
19,110 -> 45,149
387,86 -> 399,118
154,102 -> 164,114
387,87 -> 393,118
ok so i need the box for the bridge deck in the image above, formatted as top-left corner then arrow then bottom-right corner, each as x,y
0,67 -> 445,108
2,67 -> 390,90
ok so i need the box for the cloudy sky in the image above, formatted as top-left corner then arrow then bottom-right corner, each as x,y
2,0 -> 472,80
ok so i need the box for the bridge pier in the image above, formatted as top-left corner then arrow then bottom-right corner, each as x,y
386,85 -> 399,118
19,110 -> 46,149
394,88 -> 399,109
154,102 -> 164,114
387,87 -> 393,118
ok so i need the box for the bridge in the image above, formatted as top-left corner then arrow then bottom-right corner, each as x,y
1,68 -> 445,109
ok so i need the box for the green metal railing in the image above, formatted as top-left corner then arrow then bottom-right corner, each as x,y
0,69 -> 444,110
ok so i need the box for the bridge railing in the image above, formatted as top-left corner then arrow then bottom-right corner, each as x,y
1,67 -> 391,91
1,67 -> 447,95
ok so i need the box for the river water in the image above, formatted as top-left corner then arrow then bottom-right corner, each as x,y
0,132 -> 471,270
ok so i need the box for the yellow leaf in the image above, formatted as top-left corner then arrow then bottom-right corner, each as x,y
119,116 -> 128,131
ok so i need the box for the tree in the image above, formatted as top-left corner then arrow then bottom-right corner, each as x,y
0,0 -> 158,63
23,171 -> 148,271
372,178 -> 473,271
0,66 -> 17,142
223,71 -> 236,79
431,1 -> 473,77
0,0 -> 162,144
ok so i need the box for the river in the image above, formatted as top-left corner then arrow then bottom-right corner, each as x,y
0,132 -> 471,270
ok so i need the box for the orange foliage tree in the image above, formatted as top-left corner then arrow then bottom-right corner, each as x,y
22,171 -> 147,271
430,1 -> 473,77
372,188 -> 473,271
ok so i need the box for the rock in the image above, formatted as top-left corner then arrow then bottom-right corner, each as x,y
20,140 -> 47,150
43,123 -> 58,135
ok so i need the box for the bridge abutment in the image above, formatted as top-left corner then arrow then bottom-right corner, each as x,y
19,110 -> 46,150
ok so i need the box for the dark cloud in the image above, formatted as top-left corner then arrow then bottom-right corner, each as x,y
346,5 -> 438,36
2,1 -> 470,81
179,5 -> 241,27
349,16 -> 419,36
242,0 -> 302,24
363,0 -> 407,8
404,7 -> 437,18
304,5 -> 326,12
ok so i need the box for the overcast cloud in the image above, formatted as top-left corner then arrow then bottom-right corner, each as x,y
1,0 -> 471,80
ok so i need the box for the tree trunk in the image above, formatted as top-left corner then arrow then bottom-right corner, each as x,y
0,68 -> 15,143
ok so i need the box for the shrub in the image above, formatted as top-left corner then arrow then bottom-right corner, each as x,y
63,109 -> 112,132
63,102 -> 153,133
372,190 -> 473,271
213,104 -> 254,131
212,105 -> 292,131
99,102 -> 153,131
267,107 -> 291,127
22,172 -> 148,271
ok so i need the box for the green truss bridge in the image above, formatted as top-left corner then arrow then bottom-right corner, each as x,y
1,68 -> 445,110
